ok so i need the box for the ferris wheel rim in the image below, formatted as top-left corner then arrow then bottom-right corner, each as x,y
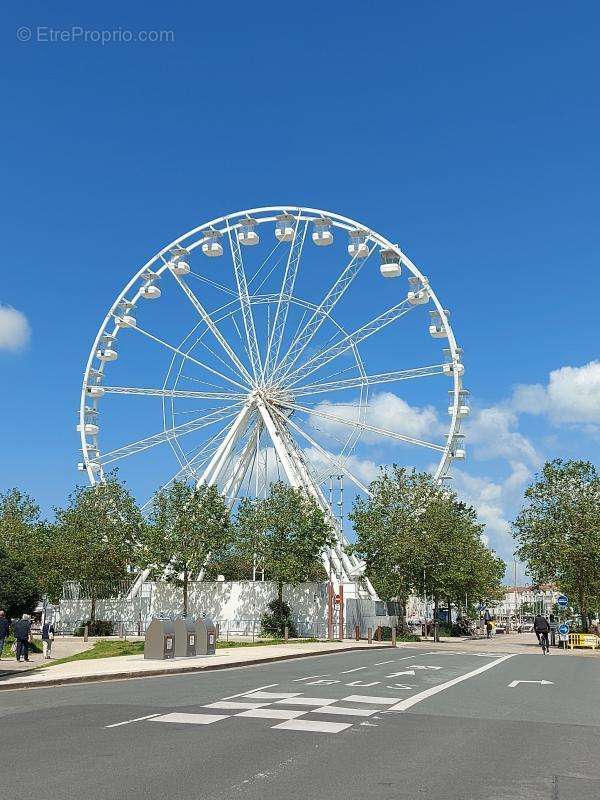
79,205 -> 464,488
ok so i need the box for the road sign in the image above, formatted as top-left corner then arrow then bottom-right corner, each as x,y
559,623 -> 570,635
508,680 -> 553,688
557,595 -> 568,608
334,594 -> 342,605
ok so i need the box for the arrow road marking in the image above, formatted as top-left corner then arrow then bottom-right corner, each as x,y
410,665 -> 442,670
387,670 -> 416,678
508,680 -> 554,688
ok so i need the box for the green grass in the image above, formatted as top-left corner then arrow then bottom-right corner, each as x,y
41,637 -> 319,667
1,637 -> 43,659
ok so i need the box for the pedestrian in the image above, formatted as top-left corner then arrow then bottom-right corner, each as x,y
12,614 -> 33,662
0,610 -> 9,659
484,608 -> 492,639
41,619 -> 55,659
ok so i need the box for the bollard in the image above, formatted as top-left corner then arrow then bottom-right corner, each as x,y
367,627 -> 372,644
355,625 -> 360,642
391,627 -> 397,647
84,625 -> 88,642
284,626 -> 289,642
376,626 -> 382,642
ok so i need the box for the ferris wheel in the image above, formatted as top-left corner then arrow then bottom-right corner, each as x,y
78,206 -> 468,598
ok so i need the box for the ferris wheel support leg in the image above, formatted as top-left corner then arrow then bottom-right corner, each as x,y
197,403 -> 253,488
256,400 -> 349,585
196,423 -> 262,581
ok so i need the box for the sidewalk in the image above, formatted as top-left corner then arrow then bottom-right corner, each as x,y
0,639 -> 391,691
0,636 -> 93,676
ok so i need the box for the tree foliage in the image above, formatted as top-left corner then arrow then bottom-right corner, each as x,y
513,459 -> 600,630
53,474 -> 144,620
0,489 -> 44,616
142,480 -> 232,616
349,467 -> 505,619
234,482 -> 334,603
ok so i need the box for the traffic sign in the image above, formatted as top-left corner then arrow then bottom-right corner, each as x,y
557,595 -> 568,608
334,594 -> 342,605
558,623 -> 569,635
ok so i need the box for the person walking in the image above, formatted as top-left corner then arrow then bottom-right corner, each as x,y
534,613 -> 550,655
0,610 -> 9,659
41,620 -> 55,659
484,609 -> 492,639
12,614 -> 32,662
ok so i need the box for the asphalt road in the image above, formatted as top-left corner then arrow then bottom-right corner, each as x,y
2,644 -> 599,800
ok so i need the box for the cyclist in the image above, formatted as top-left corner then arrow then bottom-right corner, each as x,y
534,613 -> 550,655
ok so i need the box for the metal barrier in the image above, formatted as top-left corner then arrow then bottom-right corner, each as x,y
568,633 -> 599,650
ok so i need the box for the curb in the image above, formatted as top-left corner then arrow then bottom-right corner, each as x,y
0,643 -> 392,691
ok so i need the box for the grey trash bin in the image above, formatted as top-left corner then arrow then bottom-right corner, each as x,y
144,619 -> 175,660
195,617 -> 217,656
174,617 -> 197,657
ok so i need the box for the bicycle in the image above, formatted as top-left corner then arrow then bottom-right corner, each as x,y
537,630 -> 549,655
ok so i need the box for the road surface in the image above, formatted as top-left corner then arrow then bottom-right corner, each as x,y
2,644 -> 599,799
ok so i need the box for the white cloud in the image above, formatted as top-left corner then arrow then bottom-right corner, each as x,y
304,446 -> 379,488
452,461 -> 532,562
465,404 -> 541,466
0,305 -> 30,352
513,360 -> 600,426
307,392 -> 444,447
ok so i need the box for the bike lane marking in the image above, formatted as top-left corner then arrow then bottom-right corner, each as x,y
386,653 -> 515,712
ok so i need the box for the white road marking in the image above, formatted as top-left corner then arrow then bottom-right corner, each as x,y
343,695 -> 399,705
292,675 -> 328,682
221,683 -> 278,700
340,666 -> 367,674
409,665 -> 442,670
374,660 -> 396,666
236,708 -> 307,720
105,713 -> 161,728
312,705 -> 378,717
205,701 -> 271,710
387,654 -> 515,712
345,680 -> 380,687
151,713 -> 229,725
387,670 -> 416,678
244,691 -> 301,699
275,697 -> 338,706
508,680 -> 553,688
387,684 -> 414,690
306,679 -> 341,686
272,719 -> 353,733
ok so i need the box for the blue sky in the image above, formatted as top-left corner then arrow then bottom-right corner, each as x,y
2,2 -> 600,580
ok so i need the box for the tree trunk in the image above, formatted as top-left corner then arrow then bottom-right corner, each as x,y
278,581 -> 283,604
447,596 -> 452,628
183,569 -> 188,617
433,594 -> 439,623
90,592 -> 96,624
579,587 -> 588,632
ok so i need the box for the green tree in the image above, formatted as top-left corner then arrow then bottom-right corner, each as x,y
54,474 -> 144,621
513,459 -> 600,631
349,467 -> 504,624
143,481 -> 232,616
235,482 -> 334,605
0,489 -> 45,615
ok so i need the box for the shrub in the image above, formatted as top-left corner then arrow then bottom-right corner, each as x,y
74,619 -> 114,637
378,626 -> 420,642
260,599 -> 297,638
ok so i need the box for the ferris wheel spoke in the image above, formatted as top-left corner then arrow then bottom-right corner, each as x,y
264,214 -> 308,380
226,223 -> 263,382
282,401 -> 445,452
98,403 -> 244,466
169,272 -> 254,385
270,406 -> 371,496
272,242 -> 377,383
101,385 -> 245,401
127,322 -> 249,392
187,271 -> 238,297
293,364 -> 446,398
285,298 -> 415,388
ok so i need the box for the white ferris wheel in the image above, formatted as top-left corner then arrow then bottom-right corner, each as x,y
78,206 -> 468,599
